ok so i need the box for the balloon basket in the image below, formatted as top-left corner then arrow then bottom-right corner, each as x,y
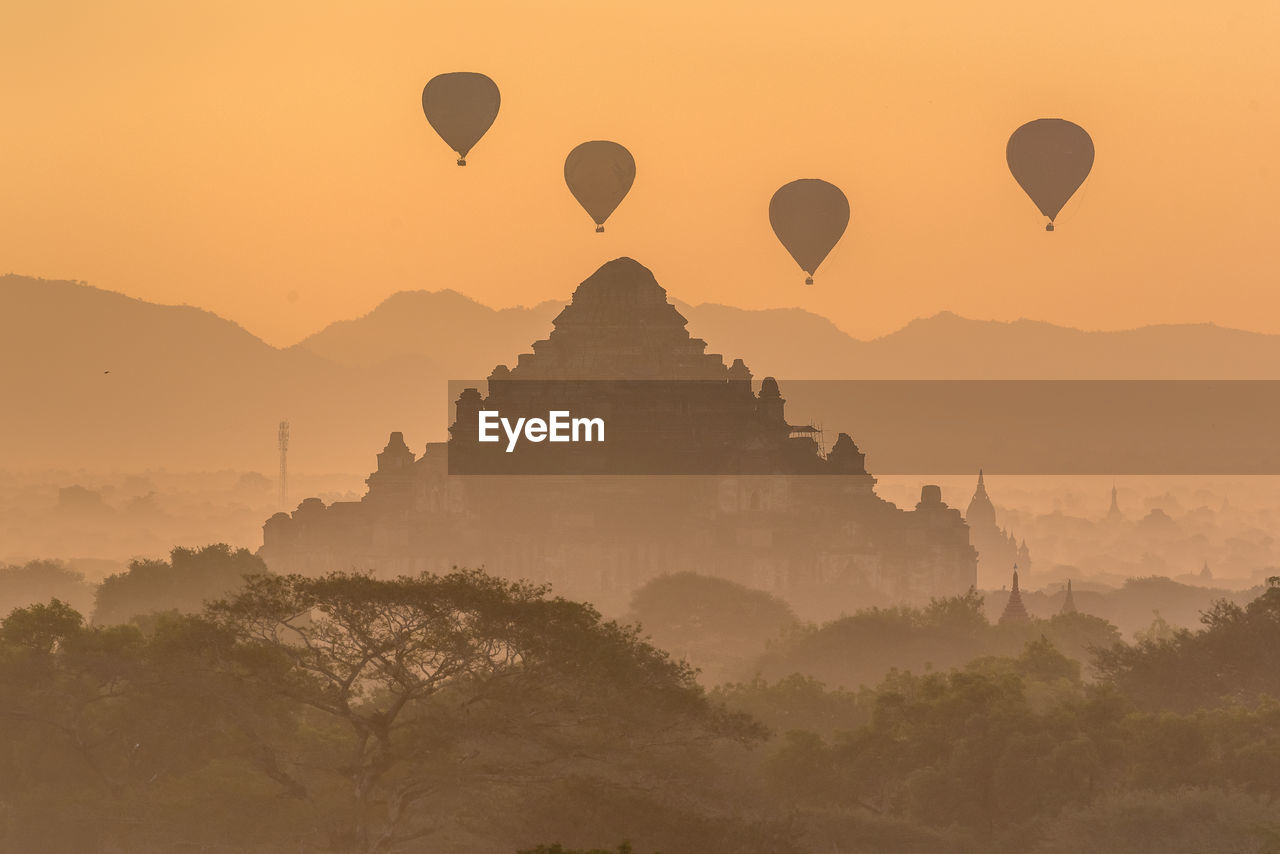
595,225 -> 605,233
456,158 -> 467,166
1045,222 -> 1054,232
804,276 -> 814,285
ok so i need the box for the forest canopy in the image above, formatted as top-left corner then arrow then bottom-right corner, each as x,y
2,558 -> 1278,853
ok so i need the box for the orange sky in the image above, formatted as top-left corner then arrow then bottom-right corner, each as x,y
2,0 -> 1278,346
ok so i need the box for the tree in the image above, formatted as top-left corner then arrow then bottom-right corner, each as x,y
0,598 -> 84,652
0,560 -> 95,617
626,572 -> 798,686
0,598 -> 311,853
206,568 -> 760,854
1095,578 -> 1280,711
1119,701 -> 1280,794
1033,788 -> 1280,854
1133,609 -> 1175,644
762,638 -> 1128,837
93,543 -> 267,625
753,591 -> 1121,692
751,590 -> 995,690
712,673 -> 866,739
0,572 -> 766,853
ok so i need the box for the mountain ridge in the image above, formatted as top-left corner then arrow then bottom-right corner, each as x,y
5,270 -> 1280,472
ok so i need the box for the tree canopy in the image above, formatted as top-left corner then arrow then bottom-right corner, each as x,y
93,543 -> 267,624
1095,576 -> 1280,711
626,572 -> 798,685
4,558 -> 1280,853
754,589 -> 1121,690
1,568 -> 765,854
0,559 -> 95,617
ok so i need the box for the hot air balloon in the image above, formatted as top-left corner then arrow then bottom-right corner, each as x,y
769,179 -> 849,285
1006,119 -> 1094,231
564,141 -> 635,232
421,72 -> 500,166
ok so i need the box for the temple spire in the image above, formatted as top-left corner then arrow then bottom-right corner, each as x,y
966,468 -> 996,529
1060,579 -> 1078,615
998,564 -> 1031,624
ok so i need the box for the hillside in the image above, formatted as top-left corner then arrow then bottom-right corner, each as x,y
0,276 -> 425,472
292,289 -> 561,377
297,297 -> 1280,381
5,268 -> 1280,474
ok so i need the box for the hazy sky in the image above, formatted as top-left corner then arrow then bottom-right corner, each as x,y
3,0 -> 1278,346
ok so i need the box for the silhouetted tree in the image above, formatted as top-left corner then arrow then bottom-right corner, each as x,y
8,578 -> 1280,853
0,600 -> 303,851
1095,577 -> 1280,711
206,568 -> 760,854
1132,609 -> 1176,644
0,559 -> 95,617
1033,788 -> 1280,853
93,543 -> 266,625
712,673 -> 866,739
760,638 -> 1130,837
755,590 -> 1120,691
626,572 -> 797,685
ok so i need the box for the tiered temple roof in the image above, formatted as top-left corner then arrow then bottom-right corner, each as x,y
998,567 -> 1031,624
502,257 -> 729,380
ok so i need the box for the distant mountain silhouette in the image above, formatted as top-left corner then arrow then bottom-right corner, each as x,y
293,289 -> 561,376
0,276 -> 427,472
297,297 -> 1280,380
660,308 -> 1280,380
5,271 -> 1280,472
860,312 -> 1280,380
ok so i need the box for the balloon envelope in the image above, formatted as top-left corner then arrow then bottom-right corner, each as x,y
769,179 -> 850,280
1006,119 -> 1094,224
421,72 -> 500,163
564,141 -> 636,230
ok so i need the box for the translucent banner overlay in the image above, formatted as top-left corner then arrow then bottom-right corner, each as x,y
445,380 -> 1280,475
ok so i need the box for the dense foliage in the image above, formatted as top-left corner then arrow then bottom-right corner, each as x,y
0,569 -> 767,853
754,587 -> 1121,689
2,554 -> 1279,853
626,571 -> 798,684
1095,577 -> 1280,711
93,543 -> 268,624
0,558 -> 95,616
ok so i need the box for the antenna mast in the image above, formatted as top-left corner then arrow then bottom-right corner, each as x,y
278,421 -> 290,508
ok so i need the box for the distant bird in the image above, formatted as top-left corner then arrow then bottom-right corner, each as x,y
103,370 -> 110,374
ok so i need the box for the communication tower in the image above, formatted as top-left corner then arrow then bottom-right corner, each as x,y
278,421 -> 290,508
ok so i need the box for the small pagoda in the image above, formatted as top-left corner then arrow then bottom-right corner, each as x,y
1060,579 -> 1078,615
998,566 -> 1031,624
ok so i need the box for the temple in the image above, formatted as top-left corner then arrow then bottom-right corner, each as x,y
1107,483 -> 1123,521
1060,579 -> 1077,615
999,567 -> 1032,624
260,258 -> 978,614
965,470 -> 1031,586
